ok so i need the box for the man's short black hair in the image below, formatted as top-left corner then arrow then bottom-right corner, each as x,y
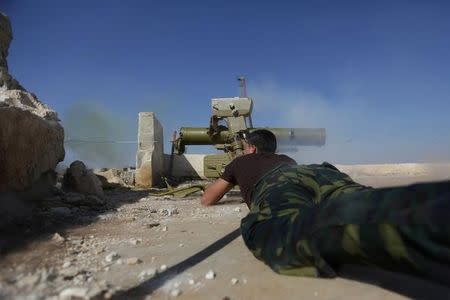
246,129 -> 277,153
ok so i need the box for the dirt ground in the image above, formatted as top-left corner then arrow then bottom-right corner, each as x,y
1,172 -> 450,300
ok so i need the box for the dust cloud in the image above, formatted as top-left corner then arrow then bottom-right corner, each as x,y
61,102 -> 137,169
248,80 -> 450,165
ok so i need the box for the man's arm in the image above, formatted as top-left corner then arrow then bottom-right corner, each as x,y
200,178 -> 234,206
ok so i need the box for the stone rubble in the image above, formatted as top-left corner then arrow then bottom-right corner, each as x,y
105,252 -> 120,263
0,185 -> 249,299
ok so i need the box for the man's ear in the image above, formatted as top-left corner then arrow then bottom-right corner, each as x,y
250,144 -> 257,154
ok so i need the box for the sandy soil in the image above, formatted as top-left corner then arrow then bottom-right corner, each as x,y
1,172 -> 450,300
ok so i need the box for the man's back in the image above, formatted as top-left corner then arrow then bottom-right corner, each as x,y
220,153 -> 296,206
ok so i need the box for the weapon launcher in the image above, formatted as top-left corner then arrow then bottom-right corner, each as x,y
172,94 -> 326,178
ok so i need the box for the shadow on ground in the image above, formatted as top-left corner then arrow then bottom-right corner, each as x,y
112,228 -> 450,300
0,186 -> 152,257
339,264 -> 450,299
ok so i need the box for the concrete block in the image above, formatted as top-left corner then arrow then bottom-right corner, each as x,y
164,154 -> 204,178
135,113 -> 164,187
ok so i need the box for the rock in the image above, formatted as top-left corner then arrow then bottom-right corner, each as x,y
138,268 -> 157,281
160,264 -> 167,272
146,222 -> 160,228
231,278 -> 239,285
205,270 -> 216,280
51,232 -> 65,243
62,161 -> 104,198
105,252 -> 120,263
59,267 -> 80,278
188,279 -> 195,285
0,14 -> 64,193
50,207 -> 71,216
129,238 -> 142,245
62,261 -> 72,268
162,226 -> 168,232
126,257 -> 142,265
15,273 -> 40,288
86,285 -> 107,299
159,207 -> 178,216
59,287 -> 88,300
170,288 -> 182,297
234,207 -> 241,212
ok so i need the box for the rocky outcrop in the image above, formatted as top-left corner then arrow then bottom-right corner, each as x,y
0,12 -> 65,192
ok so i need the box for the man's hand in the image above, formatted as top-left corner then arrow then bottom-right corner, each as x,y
200,178 -> 233,206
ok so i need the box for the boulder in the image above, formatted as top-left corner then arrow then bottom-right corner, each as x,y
62,161 -> 104,198
0,12 -> 64,192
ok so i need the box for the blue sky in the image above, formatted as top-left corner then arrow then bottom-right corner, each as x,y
2,1 -> 450,167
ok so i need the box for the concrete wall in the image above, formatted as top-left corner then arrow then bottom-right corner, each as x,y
135,112 -> 164,188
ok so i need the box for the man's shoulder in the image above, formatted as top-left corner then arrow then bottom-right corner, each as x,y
232,153 -> 296,164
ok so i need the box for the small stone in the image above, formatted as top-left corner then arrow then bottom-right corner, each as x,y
59,267 -> 79,278
86,285 -> 106,299
170,288 -> 182,297
116,259 -> 123,265
59,287 -> 88,300
126,257 -> 142,265
314,291 -> 318,296
205,270 -> 215,280
178,243 -> 184,247
146,222 -> 160,228
222,297 -> 231,300
188,279 -> 195,285
160,207 -> 179,216
105,252 -> 120,263
138,268 -> 157,281
104,267 -> 110,272
160,264 -> 167,272
88,235 -> 94,239
50,207 -> 71,216
162,226 -> 168,232
62,261 -> 71,268
234,207 -> 241,212
130,238 -> 142,245
95,246 -> 106,254
51,233 -> 65,243
16,273 -> 40,288
231,278 -> 239,285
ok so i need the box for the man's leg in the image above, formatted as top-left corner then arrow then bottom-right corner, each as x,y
312,180 -> 450,284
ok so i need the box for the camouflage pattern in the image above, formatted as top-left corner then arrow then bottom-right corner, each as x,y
241,162 -> 450,284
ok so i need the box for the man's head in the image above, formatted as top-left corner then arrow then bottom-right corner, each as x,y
243,129 -> 277,154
